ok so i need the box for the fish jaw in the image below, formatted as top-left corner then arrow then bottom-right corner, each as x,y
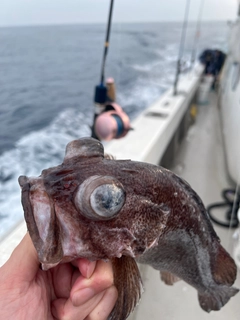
19,175 -> 63,267
18,175 -> 140,269
28,178 -> 53,244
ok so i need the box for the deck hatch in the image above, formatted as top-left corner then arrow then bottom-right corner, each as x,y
144,111 -> 169,118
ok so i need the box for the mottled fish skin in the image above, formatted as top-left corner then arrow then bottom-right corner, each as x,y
18,137 -> 239,319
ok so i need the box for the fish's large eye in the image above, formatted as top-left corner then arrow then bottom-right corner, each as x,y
90,183 -> 125,217
75,175 -> 125,220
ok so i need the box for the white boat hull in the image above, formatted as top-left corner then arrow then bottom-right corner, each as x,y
219,18 -> 240,185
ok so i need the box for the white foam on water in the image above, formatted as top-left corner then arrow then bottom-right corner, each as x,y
131,60 -> 163,72
0,108 -> 91,240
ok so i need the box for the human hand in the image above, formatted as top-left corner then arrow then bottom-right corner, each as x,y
0,233 -> 118,320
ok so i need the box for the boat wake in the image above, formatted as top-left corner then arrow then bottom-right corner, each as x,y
0,109 -> 91,239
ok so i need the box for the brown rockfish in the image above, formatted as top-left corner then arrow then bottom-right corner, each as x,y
18,137 -> 239,320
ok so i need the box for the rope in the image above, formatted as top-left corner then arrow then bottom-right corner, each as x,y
173,0 -> 191,95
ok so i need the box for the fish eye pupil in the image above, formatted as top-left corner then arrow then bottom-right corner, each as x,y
102,196 -> 112,210
90,184 -> 125,218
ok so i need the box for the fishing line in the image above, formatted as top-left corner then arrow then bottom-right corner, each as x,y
191,0 -> 205,66
115,22 -> 123,94
173,0 -> 191,95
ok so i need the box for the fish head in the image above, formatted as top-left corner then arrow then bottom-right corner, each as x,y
19,137 -> 170,270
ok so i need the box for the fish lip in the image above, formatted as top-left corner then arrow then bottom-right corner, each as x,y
20,178 -> 43,253
21,177 -> 64,266
31,192 -> 53,243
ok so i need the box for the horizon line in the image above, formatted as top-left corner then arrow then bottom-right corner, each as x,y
0,19 -> 232,29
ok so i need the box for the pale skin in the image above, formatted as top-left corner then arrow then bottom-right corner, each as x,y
0,234 -> 118,320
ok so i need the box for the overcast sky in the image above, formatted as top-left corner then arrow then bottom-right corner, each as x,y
0,0 -> 239,27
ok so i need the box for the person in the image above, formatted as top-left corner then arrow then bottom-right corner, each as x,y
0,233 -> 118,320
199,49 -> 226,89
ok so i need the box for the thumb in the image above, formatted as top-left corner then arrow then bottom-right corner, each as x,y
1,233 -> 40,282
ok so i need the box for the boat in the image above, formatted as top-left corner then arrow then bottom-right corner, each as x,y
0,2 -> 239,320
219,16 -> 240,186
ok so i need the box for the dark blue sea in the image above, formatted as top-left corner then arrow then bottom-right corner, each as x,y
0,21 -> 228,238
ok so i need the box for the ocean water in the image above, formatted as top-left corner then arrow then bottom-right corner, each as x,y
0,21 -> 228,239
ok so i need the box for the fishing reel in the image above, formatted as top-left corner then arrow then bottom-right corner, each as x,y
92,78 -> 132,141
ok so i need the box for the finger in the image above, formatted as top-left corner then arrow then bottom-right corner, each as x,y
70,259 -> 96,297
85,285 -> 118,320
51,260 -> 116,319
51,259 -> 96,299
71,260 -> 114,305
51,290 -> 105,320
1,233 -> 39,283
75,258 -> 97,279
51,263 -> 75,299
52,287 -> 117,320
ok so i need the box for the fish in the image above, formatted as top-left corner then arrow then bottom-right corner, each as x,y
18,137 -> 239,320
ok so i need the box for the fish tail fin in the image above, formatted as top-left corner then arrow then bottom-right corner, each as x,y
198,286 -> 239,312
199,243 -> 239,312
212,244 -> 237,286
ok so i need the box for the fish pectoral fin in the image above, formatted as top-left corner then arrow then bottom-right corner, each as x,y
160,271 -> 181,286
198,286 -> 239,312
108,256 -> 143,320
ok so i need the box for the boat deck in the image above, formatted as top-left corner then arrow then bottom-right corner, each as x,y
129,91 -> 240,320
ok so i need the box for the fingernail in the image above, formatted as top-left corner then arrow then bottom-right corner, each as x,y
71,287 -> 95,306
86,260 -> 96,279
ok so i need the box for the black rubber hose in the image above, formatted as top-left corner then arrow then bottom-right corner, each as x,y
207,188 -> 240,229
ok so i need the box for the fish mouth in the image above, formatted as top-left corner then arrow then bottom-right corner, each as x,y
20,176 -> 53,242
20,176 -> 94,268
19,176 -> 43,246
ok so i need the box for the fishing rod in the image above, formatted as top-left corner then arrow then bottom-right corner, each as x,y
100,0 -> 114,86
91,0 -> 115,139
173,0 -> 191,96
91,0 -> 131,140
93,0 -> 114,113
191,0 -> 205,67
